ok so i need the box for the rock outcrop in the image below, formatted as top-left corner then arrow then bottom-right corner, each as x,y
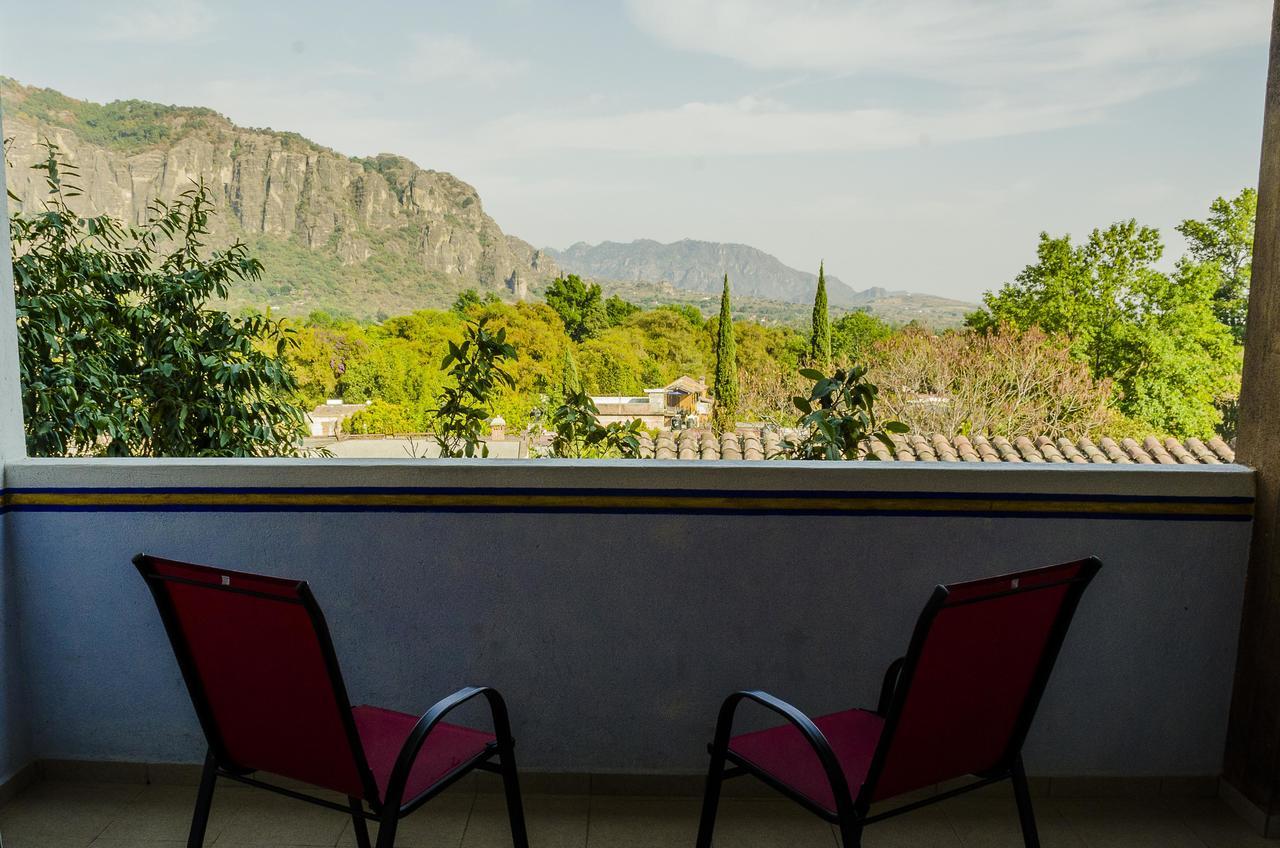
2,78 -> 556,317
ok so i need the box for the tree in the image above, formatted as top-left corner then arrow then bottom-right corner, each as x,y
831,310 -> 892,364
809,261 -> 831,369
450,287 -> 499,316
10,144 -> 307,456
972,220 -> 1238,436
560,345 -> 581,399
544,274 -> 608,342
711,274 -> 739,432
604,295 -> 640,327
870,325 -> 1120,438
1177,188 -> 1256,341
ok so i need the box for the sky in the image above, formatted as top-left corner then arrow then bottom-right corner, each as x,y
0,0 -> 1272,302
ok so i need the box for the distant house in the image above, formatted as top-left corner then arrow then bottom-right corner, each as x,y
306,399 -> 370,437
592,376 -> 714,430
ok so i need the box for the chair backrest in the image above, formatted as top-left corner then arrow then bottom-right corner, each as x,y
134,554 -> 378,801
862,557 -> 1101,803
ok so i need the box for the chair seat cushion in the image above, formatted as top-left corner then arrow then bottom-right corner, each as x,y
354,705 -> 495,804
728,708 -> 884,815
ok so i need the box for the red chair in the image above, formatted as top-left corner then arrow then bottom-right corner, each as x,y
695,557 -> 1101,848
134,554 -> 528,848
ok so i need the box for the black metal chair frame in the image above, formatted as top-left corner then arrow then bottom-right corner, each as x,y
135,554 -> 529,848
695,557 -> 1101,848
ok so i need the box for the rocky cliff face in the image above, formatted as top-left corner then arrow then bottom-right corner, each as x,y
2,79 -> 556,317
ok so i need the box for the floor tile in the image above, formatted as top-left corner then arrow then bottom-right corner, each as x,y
0,781 -> 144,847
943,797 -> 1084,848
462,793 -> 588,848
1053,797 -> 1206,848
585,797 -> 702,848
334,789 -> 474,848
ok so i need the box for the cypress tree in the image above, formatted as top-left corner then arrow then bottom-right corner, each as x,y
560,345 -> 581,399
712,273 -> 739,433
809,261 -> 831,370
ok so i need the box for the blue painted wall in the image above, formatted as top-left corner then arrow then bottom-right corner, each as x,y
8,501 -> 1250,776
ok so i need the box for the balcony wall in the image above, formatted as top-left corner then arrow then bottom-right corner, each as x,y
0,458 -> 1255,780
0,513 -> 30,788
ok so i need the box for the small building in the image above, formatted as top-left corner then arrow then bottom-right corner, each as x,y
306,399 -> 370,437
592,376 -> 714,430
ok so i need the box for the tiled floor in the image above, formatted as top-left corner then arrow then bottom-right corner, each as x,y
0,778 -> 1271,847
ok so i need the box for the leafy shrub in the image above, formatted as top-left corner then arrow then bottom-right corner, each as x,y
432,317 -> 516,457
545,389 -> 643,459
782,366 -> 907,460
10,143 -> 307,456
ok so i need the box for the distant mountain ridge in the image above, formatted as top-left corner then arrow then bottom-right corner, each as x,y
548,239 -> 975,325
549,238 -> 872,305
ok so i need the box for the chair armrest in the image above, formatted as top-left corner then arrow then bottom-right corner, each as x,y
877,657 -> 906,716
710,690 -> 855,818
381,686 -> 515,812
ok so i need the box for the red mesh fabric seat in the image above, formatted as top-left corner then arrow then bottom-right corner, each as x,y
354,705 -> 496,802
729,709 -> 884,815
135,554 -> 528,848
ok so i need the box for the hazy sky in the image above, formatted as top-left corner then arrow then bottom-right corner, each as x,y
0,0 -> 1271,301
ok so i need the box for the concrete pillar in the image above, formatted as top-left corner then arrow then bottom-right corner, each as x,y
0,102 -> 25,461
1224,0 -> 1280,834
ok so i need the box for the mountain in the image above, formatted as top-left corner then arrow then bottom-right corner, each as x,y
547,239 -> 976,326
1,78 -> 974,327
1,78 -> 558,319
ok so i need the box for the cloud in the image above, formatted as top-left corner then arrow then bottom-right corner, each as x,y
624,0 -> 1266,86
402,33 -> 527,85
92,0 -> 214,43
463,0 -> 1264,161
484,71 -> 1175,158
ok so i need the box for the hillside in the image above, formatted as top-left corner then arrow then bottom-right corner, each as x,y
1,78 -> 974,327
0,78 -> 558,318
549,239 -> 975,327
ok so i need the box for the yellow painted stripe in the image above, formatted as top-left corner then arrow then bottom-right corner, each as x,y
0,490 -> 1254,517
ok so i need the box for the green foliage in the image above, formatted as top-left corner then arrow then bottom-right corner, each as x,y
783,366 -> 907,460
1177,188 -> 1256,341
4,79 -> 221,153
432,317 -> 517,457
831,310 -> 892,364
545,389 -> 643,459
346,400 -> 414,435
655,303 -> 705,327
711,274 -> 739,432
560,346 -> 582,398
604,295 -> 641,326
545,274 -> 608,342
808,262 -> 832,369
972,220 -> 1239,437
10,144 -> 307,456
451,287 -> 500,316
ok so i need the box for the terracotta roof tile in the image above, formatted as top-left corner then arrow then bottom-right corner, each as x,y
630,429 -> 1236,464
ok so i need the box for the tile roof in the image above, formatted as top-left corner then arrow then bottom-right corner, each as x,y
636,431 -> 1236,464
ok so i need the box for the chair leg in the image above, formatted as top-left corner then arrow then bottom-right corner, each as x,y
837,817 -> 863,848
374,808 -> 399,848
695,747 -> 727,848
348,797 -> 372,848
187,750 -> 218,848
499,750 -> 530,848
1011,756 -> 1041,848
